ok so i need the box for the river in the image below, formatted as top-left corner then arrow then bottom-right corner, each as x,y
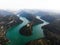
6,16 -> 49,45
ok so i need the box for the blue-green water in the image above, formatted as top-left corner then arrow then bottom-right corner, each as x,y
6,16 -> 49,45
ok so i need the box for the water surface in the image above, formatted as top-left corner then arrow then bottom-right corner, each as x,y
6,16 -> 49,45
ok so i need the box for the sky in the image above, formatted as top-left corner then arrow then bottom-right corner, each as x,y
0,0 -> 60,12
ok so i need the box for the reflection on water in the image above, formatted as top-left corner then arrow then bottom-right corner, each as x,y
6,16 -> 49,45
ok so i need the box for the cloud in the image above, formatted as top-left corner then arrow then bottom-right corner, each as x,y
0,0 -> 60,12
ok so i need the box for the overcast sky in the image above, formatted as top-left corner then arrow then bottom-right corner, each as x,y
0,0 -> 60,12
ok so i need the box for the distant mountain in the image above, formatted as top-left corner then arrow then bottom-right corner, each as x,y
18,11 -> 43,26
0,10 -> 15,16
40,15 -> 56,23
33,11 -> 56,23
32,11 -> 60,23
18,10 -> 57,23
